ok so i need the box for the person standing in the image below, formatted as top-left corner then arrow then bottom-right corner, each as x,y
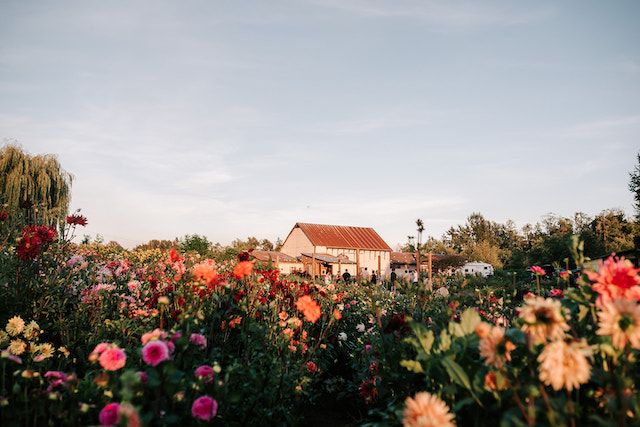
390,268 -> 397,292
324,272 -> 332,285
371,270 -> 377,284
361,267 -> 370,282
342,269 -> 351,283
403,270 -> 411,283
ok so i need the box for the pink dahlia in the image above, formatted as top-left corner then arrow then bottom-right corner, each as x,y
142,340 -> 171,366
191,395 -> 218,421
585,255 -> 640,307
189,333 -> 207,349
99,402 -> 120,426
98,347 -> 127,371
195,365 -> 215,383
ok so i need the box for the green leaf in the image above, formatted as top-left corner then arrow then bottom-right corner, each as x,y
460,308 -> 482,336
449,322 -> 464,338
578,305 -> 589,322
441,357 -> 484,407
504,327 -> 527,346
400,359 -> 424,373
441,357 -> 471,391
439,329 -> 451,352
453,397 -> 476,412
415,327 -> 435,354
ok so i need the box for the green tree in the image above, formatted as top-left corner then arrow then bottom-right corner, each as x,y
133,239 -> 179,251
274,237 -> 283,251
630,151 -> 640,221
180,234 -> 211,256
443,213 -> 506,267
0,141 -> 73,230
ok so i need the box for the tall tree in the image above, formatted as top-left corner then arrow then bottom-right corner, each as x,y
630,152 -> 640,222
0,141 -> 73,229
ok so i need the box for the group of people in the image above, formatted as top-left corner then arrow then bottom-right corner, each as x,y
322,267 -> 420,286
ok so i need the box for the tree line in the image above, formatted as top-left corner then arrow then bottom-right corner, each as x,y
399,210 -> 637,271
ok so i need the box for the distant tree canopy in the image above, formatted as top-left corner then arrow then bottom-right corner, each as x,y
133,239 -> 179,252
404,210 -> 637,271
180,234 -> 212,256
0,141 -> 73,230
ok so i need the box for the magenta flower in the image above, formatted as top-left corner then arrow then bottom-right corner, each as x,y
195,365 -> 215,383
99,347 -> 127,371
189,333 -> 207,349
142,340 -> 171,366
99,402 -> 120,426
191,395 -> 218,421
549,289 -> 564,298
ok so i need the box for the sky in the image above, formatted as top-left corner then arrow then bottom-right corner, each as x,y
1,0 -> 639,250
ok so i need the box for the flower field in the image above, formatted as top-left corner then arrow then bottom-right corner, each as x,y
1,218 -> 640,426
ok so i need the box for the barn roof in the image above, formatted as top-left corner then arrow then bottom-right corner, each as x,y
390,252 -> 416,264
290,223 -> 392,251
301,253 -> 356,264
251,250 -> 298,263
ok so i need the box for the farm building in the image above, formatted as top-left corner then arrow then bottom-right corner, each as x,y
251,250 -> 302,275
280,223 -> 392,279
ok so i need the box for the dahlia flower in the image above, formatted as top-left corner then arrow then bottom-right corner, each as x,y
295,295 -> 321,324
479,326 -> 516,369
597,298 -> 640,349
403,391 -> 455,427
191,395 -> 218,421
538,338 -> 592,391
585,255 -> 640,307
518,296 -> 569,344
142,340 -> 171,366
98,347 -> 127,371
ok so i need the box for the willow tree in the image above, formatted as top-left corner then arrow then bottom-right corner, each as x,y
0,141 -> 73,229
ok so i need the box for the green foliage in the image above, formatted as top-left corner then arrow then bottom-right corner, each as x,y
0,141 -> 73,233
179,234 -> 211,256
630,151 -> 640,222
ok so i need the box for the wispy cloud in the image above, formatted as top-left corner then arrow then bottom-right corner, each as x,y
609,59 -> 640,75
562,116 -> 640,139
305,0 -> 552,31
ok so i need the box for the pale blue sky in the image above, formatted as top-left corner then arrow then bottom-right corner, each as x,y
1,0 -> 639,249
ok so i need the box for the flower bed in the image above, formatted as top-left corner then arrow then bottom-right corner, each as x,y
1,218 -> 639,426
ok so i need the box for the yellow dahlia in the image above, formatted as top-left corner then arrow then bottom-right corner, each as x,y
23,321 -> 40,340
6,316 -> 25,337
9,339 -> 27,356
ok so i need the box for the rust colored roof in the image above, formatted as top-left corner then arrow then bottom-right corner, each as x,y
390,252 -> 416,264
294,223 -> 391,251
251,251 -> 298,263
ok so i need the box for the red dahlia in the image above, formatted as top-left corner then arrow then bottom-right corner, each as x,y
66,214 -> 88,226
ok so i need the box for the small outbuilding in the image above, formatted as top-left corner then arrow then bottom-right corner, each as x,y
460,261 -> 494,277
